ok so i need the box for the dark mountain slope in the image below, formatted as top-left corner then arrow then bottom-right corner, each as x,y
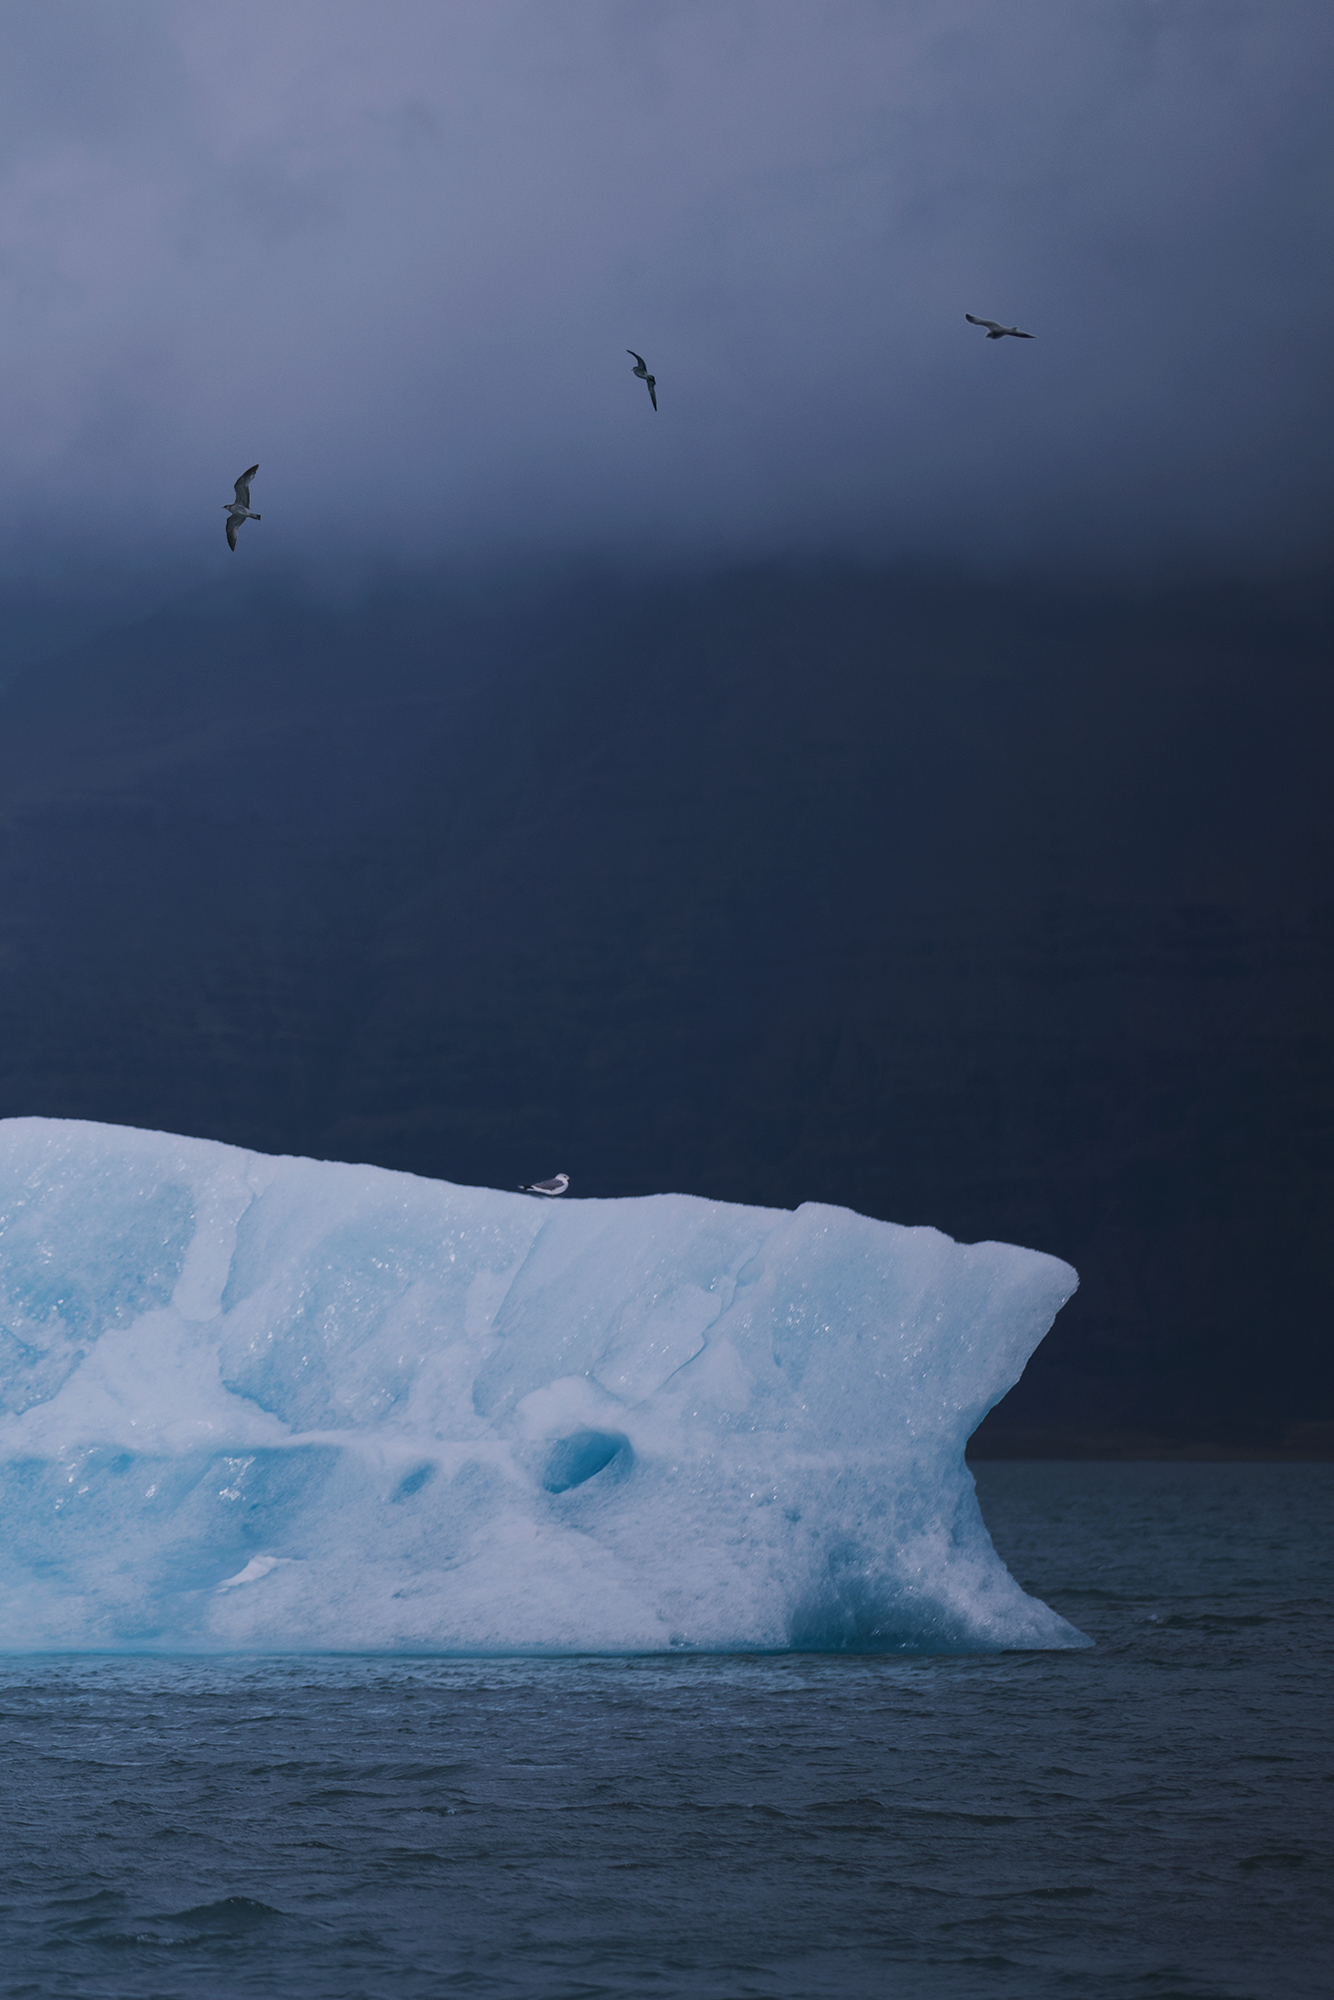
0,568 -> 1329,1451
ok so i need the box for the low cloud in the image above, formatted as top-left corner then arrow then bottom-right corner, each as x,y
1,0 -> 1329,588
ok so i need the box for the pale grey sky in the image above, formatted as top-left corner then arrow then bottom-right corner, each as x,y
1,0 -> 1329,590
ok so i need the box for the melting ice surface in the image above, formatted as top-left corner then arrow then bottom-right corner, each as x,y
0,1119 -> 1088,1653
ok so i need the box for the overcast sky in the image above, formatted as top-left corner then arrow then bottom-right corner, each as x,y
2,0 -> 1330,593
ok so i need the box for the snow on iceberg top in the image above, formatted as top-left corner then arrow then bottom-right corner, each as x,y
0,1117 -> 1084,1654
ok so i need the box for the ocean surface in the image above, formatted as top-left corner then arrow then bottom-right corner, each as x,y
1,1462 -> 1329,2000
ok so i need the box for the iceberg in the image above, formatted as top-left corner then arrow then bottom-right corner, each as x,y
0,1118 -> 1087,1653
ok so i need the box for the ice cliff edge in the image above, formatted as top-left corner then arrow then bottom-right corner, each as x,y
0,1119 -> 1087,1652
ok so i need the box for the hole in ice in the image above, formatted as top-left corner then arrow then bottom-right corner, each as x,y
542,1429 -> 630,1494
392,1462 -> 437,1502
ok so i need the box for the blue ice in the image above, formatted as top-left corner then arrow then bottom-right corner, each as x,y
0,1119 -> 1087,1652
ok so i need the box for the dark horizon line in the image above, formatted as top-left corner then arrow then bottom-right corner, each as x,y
967,1424 -> 1334,1463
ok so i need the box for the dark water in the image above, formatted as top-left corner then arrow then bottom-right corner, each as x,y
1,1464 -> 1329,2000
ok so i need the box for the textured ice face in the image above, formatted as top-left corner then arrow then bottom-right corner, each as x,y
0,1119 -> 1086,1652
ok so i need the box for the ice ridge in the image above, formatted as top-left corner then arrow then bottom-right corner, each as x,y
0,1118 -> 1087,1652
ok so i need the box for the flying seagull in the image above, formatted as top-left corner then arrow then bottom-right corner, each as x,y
966,315 -> 1035,340
224,464 -> 261,549
520,1173 -> 570,1197
627,350 -> 657,410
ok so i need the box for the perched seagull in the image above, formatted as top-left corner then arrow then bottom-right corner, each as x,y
224,464 -> 261,549
966,314 -> 1035,340
520,1173 -> 570,1197
627,350 -> 657,410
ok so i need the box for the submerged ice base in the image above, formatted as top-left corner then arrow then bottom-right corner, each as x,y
0,1119 -> 1087,1653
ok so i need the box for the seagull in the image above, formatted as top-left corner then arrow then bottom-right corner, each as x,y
627,350 -> 657,410
966,315 -> 1035,340
520,1173 -> 570,1197
224,464 -> 261,549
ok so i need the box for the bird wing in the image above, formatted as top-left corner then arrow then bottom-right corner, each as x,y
648,382 -> 657,410
233,464 -> 259,506
226,517 -> 240,550
966,315 -> 1001,331
1011,328 -> 1035,338
627,350 -> 646,370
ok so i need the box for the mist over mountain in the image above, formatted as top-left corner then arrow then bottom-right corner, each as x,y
1,567 -> 1328,1453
